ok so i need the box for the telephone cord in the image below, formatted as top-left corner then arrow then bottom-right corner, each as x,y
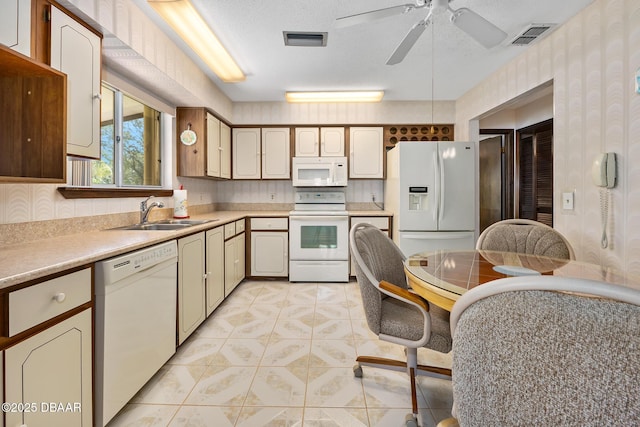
600,188 -> 609,249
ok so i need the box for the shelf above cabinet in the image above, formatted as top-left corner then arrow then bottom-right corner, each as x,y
0,45 -> 67,182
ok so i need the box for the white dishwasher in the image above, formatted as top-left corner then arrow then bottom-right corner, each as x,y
94,240 -> 178,427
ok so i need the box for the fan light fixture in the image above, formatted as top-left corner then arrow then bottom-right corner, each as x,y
449,8 -> 507,49
336,0 -> 507,65
285,91 -> 384,103
147,0 -> 245,82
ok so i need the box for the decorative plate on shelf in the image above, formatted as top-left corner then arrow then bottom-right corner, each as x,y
180,128 -> 197,146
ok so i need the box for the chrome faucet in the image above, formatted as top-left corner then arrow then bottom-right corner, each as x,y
140,196 -> 165,223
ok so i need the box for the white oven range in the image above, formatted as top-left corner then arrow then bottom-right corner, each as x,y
289,190 -> 349,282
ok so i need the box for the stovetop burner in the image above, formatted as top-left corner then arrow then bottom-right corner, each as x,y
290,190 -> 346,215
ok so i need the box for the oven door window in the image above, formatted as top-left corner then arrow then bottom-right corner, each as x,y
301,225 -> 338,249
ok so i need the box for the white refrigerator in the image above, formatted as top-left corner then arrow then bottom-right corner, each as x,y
385,141 -> 476,256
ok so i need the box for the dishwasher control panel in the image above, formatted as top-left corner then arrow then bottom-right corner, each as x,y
95,240 -> 178,287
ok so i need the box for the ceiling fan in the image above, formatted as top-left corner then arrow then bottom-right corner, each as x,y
336,0 -> 507,65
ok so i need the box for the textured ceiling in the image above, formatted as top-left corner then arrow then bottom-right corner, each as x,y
130,0 -> 594,102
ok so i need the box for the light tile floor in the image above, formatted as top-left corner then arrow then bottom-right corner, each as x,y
107,280 -> 454,427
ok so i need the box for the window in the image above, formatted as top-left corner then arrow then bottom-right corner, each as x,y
91,84 -> 162,187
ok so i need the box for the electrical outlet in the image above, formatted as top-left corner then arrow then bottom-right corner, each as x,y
371,193 -> 376,202
270,193 -> 276,201
562,192 -> 574,210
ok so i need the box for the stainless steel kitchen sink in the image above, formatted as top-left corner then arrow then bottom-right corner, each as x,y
121,223 -> 191,230
111,219 -> 218,231
155,219 -> 217,225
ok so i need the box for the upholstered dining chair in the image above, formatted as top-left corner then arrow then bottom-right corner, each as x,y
349,223 -> 452,427
476,219 -> 575,260
437,275 -> 640,427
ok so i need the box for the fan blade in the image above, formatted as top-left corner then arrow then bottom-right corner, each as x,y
450,7 -> 507,48
335,4 -> 416,28
386,16 -> 430,65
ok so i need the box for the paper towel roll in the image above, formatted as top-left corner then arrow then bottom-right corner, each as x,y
173,189 -> 189,218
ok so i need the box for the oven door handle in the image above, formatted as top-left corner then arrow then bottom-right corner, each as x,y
290,215 -> 348,221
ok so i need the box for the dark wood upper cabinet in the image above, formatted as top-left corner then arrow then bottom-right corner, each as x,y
0,44 -> 67,182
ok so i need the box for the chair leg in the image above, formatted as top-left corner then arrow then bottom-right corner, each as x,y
354,349 -> 451,427
355,355 -> 408,373
416,364 -> 452,378
410,366 -> 418,415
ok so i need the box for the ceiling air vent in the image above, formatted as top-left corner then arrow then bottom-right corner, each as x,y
511,24 -> 555,46
283,31 -> 328,47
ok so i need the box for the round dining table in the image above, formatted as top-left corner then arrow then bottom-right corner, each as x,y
404,249 -> 640,311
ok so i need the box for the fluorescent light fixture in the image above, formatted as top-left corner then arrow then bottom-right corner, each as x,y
147,0 -> 245,82
285,91 -> 384,103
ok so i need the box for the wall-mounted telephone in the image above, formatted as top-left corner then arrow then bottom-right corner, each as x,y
592,152 -> 617,248
592,152 -> 617,188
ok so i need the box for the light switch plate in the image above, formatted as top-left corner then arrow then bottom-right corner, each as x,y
562,192 -> 574,210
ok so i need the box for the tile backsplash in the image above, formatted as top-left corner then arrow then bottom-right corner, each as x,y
0,179 -> 384,227
213,180 -> 383,205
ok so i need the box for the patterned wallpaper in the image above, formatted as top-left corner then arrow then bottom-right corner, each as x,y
231,101 -> 456,125
4,0 -> 639,281
455,0 -> 640,276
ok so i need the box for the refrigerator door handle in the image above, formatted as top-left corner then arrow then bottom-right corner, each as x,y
433,150 -> 440,224
439,149 -> 445,224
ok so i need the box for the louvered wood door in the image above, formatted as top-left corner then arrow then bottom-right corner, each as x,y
518,121 -> 553,227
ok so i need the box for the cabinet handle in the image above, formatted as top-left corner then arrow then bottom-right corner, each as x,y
93,93 -> 102,100
53,293 -> 66,303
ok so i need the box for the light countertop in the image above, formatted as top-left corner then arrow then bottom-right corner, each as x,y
0,210 -> 392,290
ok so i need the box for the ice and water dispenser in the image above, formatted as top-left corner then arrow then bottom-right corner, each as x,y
409,186 -> 429,211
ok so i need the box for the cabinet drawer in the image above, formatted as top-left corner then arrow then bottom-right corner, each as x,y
8,268 -> 91,337
251,217 -> 288,231
235,219 -> 245,233
350,216 -> 389,230
224,222 -> 236,239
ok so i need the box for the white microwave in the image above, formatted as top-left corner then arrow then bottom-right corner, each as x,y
292,157 -> 348,187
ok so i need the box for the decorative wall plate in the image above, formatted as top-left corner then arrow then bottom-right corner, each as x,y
180,125 -> 197,146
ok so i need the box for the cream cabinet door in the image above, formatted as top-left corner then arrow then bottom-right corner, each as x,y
205,226 -> 225,316
295,128 -> 319,156
178,232 -> 206,345
349,127 -> 384,178
320,127 -> 345,157
236,233 -> 246,284
251,231 -> 288,277
233,128 -> 261,179
224,237 -> 236,297
5,309 -> 93,427
261,128 -> 290,179
224,233 -> 245,297
220,122 -> 231,179
207,112 -> 221,177
50,6 -> 101,159
0,0 -> 30,56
